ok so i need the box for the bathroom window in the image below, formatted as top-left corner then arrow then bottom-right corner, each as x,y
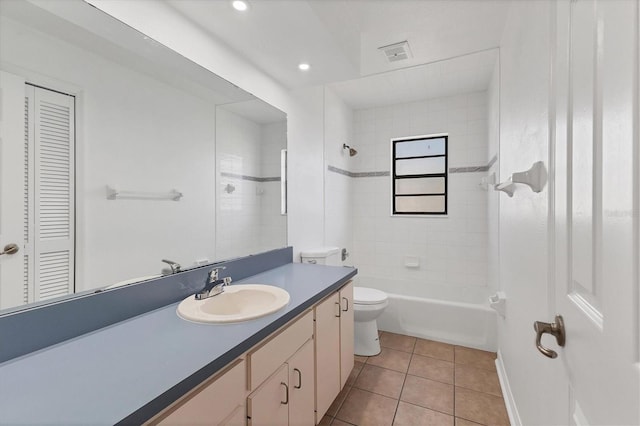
392,135 -> 448,215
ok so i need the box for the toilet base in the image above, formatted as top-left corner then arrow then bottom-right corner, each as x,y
354,320 -> 381,356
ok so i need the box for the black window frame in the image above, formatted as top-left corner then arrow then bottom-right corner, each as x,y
391,134 -> 448,215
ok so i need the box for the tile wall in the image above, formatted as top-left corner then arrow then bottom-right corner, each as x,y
216,109 -> 287,260
259,121 -> 288,251
343,92 -> 495,300
324,88 -> 355,262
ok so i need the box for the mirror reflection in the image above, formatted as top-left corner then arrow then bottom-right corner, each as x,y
0,0 -> 287,312
216,101 -> 287,261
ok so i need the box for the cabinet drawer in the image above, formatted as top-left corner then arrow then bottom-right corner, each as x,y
248,310 -> 313,390
156,358 -> 246,425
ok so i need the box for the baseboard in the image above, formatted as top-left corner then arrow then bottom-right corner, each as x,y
496,350 -> 522,426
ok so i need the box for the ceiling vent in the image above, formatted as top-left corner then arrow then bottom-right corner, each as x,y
378,40 -> 412,63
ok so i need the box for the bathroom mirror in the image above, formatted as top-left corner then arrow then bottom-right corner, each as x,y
215,101 -> 287,261
0,0 -> 287,312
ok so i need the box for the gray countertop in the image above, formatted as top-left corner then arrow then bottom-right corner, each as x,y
0,263 -> 356,425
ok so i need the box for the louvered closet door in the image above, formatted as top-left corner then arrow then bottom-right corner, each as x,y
26,85 -> 75,301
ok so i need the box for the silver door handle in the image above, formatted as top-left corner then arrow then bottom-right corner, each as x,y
0,244 -> 19,256
534,315 -> 565,359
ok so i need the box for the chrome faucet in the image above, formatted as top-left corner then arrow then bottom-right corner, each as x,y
162,259 -> 181,274
195,266 -> 232,300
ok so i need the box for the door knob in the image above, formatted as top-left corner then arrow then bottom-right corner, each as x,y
0,243 -> 19,256
533,315 -> 565,359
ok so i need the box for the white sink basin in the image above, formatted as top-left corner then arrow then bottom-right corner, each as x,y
177,284 -> 290,324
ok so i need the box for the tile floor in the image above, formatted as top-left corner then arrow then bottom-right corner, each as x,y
320,332 -> 509,426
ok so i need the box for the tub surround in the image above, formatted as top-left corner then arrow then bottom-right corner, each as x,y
0,250 -> 357,424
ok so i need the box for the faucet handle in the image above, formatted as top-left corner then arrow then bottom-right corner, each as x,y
161,259 -> 181,274
208,266 -> 226,281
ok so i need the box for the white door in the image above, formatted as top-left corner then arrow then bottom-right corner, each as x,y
553,1 -> 640,424
0,71 -> 75,310
0,70 -> 27,309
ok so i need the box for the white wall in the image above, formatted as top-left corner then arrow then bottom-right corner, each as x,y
323,87 -> 354,263
349,93 -> 492,303
496,1 -> 566,424
1,16 -> 217,290
260,121 -> 287,252
86,0 -> 328,262
487,57 -> 501,295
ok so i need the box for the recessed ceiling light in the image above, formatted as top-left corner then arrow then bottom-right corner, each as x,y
298,63 -> 310,71
232,1 -> 248,11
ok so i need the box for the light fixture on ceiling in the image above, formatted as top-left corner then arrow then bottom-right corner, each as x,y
232,1 -> 248,11
298,63 -> 310,71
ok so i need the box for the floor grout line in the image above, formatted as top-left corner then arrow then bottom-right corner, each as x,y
345,333 -> 505,425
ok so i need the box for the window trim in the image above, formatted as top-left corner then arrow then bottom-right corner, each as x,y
391,134 -> 448,216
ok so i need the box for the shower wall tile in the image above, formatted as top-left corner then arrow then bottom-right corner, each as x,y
216,110 -> 286,261
350,91 -> 490,296
324,88 -> 355,261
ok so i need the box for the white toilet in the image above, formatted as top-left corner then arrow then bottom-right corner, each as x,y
353,287 -> 388,356
299,247 -> 341,266
299,247 -> 389,356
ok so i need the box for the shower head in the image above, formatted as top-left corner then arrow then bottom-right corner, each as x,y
343,143 -> 358,157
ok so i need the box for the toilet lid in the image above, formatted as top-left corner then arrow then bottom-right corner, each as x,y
354,287 -> 388,305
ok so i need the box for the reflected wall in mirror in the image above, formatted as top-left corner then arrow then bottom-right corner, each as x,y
216,100 -> 287,261
0,0 -> 287,312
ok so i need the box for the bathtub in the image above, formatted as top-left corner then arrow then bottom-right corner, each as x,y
375,290 -> 498,352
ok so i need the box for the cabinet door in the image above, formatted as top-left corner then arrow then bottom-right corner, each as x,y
314,292 -> 341,422
288,339 -> 315,426
339,281 -> 354,388
221,405 -> 246,426
156,358 -> 246,425
247,364 -> 289,426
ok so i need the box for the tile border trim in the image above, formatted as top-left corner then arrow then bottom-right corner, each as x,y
328,154 -> 499,177
220,171 -> 281,182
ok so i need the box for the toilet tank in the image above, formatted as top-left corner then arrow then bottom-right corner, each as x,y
300,247 -> 341,266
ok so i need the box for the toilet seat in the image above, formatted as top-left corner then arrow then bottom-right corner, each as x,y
354,287 -> 387,305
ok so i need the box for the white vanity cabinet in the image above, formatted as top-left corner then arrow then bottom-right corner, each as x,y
314,281 -> 354,423
338,282 -> 354,389
287,339 -> 316,425
147,280 -> 353,426
152,358 -> 247,426
247,310 -> 314,426
247,364 -> 289,426
247,338 -> 315,426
